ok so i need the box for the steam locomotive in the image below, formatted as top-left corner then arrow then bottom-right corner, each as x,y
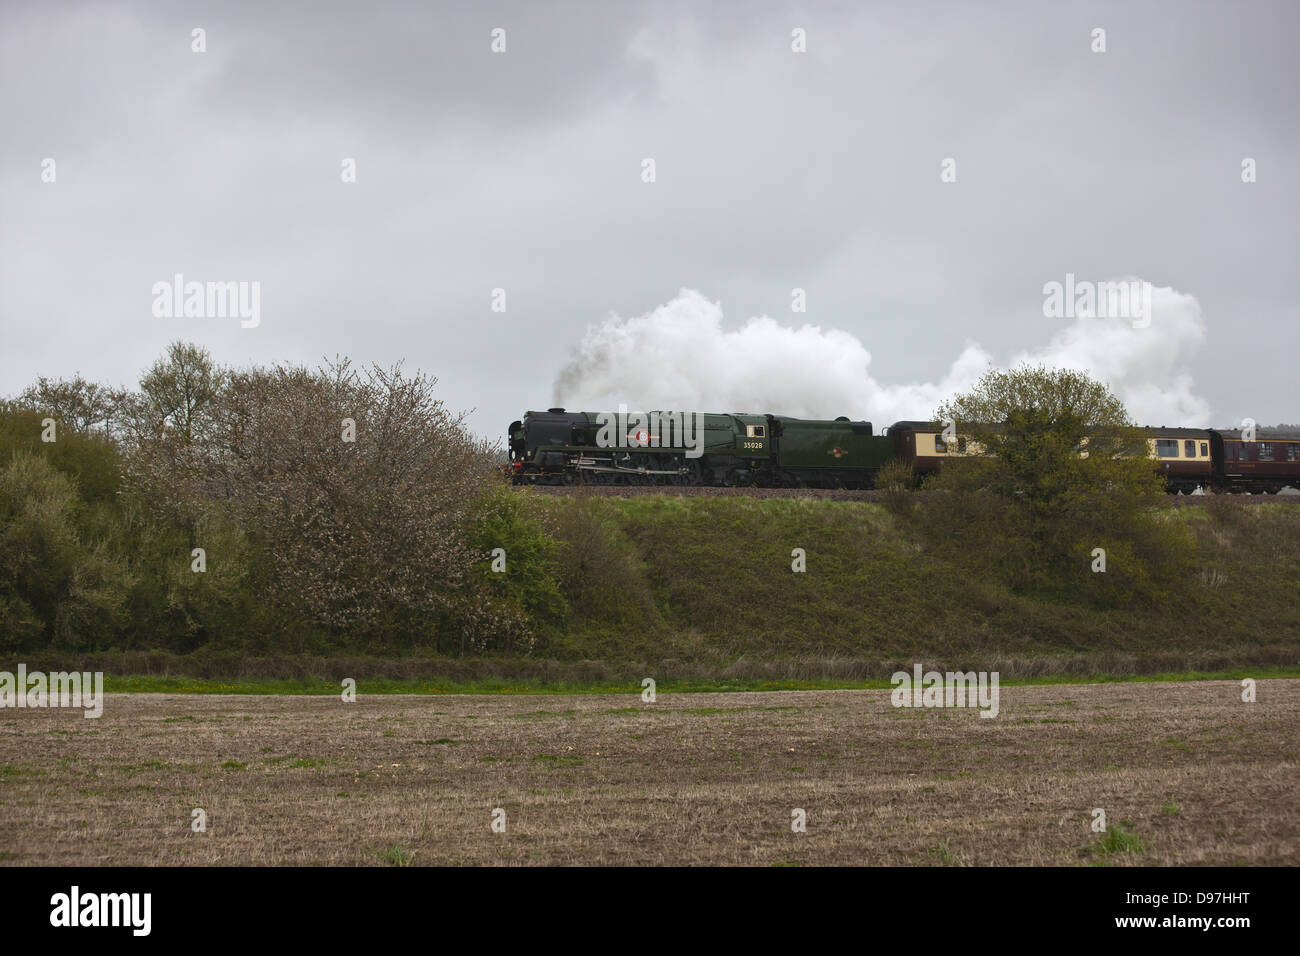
507,408 -> 1300,493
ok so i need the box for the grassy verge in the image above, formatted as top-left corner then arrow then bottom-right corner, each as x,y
97,665 -> 1300,696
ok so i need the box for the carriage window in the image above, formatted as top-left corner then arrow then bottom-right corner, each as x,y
746,425 -> 765,439
1237,443 -> 1250,461
1155,439 -> 1179,457
1259,442 -> 1274,461
934,434 -> 947,453
1184,440 -> 1196,458
1200,442 -> 1208,457
1289,445 -> 1300,462
957,437 -> 968,453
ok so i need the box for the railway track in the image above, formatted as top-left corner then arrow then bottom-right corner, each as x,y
521,485 -> 1300,503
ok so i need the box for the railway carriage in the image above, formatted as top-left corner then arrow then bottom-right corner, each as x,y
1215,430 -> 1300,493
1142,427 -> 1215,494
887,420 -> 983,475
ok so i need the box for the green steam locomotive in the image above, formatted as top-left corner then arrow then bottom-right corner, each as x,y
506,408 -> 893,488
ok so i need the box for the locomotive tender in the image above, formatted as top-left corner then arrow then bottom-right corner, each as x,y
507,409 -> 1300,493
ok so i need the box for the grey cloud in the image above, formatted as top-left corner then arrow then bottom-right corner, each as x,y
1,0 -> 1297,442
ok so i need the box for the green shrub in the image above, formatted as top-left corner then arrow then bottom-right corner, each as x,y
875,458 -> 917,516
549,494 -> 662,636
466,487 -> 567,631
0,451 -> 132,650
0,406 -> 121,506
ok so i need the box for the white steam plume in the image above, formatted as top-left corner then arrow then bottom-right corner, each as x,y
552,286 -> 1209,426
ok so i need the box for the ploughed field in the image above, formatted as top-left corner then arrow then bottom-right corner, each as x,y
1,681 -> 1296,866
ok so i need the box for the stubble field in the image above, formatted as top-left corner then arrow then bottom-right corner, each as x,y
1,680 -> 1296,866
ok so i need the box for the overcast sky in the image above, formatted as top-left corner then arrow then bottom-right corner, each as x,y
2,0 -> 1297,439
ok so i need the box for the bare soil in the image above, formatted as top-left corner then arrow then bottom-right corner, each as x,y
1,681 -> 1296,866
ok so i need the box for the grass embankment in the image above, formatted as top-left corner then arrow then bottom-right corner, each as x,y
71,665 -> 1300,695
573,495 -> 1297,659
10,494 -> 1298,689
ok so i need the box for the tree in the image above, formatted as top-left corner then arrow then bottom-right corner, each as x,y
918,365 -> 1192,605
16,374 -> 128,436
195,358 -> 496,643
137,342 -> 222,441
4,345 -> 519,652
120,342 -> 225,527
